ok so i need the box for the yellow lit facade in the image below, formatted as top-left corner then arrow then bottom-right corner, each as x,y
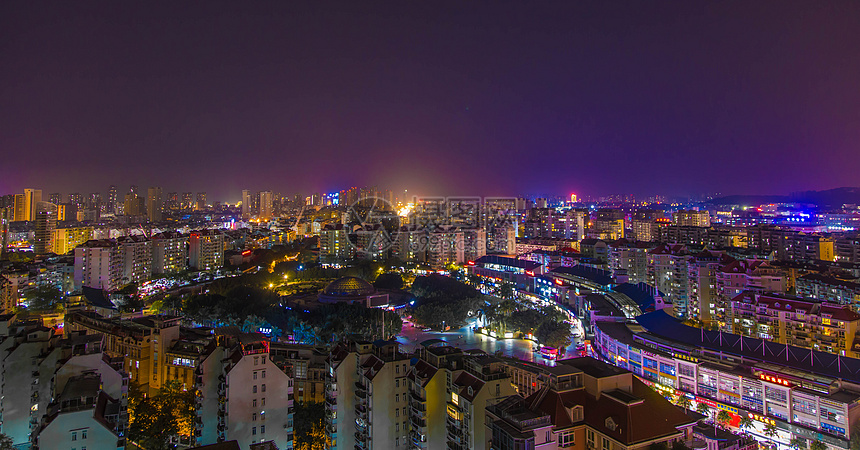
52,227 -> 94,255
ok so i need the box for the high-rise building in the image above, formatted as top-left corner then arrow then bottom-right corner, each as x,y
166,192 -> 179,210
151,231 -> 188,274
147,186 -> 163,222
259,191 -> 273,220
189,230 -> 225,270
12,193 -> 26,221
673,209 -> 711,227
124,192 -> 144,216
34,201 -> 58,255
117,235 -> 153,286
196,192 -> 206,211
74,240 -> 123,291
107,184 -> 118,214
51,226 -> 95,255
68,192 -> 84,209
327,341 -> 411,450
242,190 -> 251,218
23,188 -> 43,221
48,193 -> 62,205
181,192 -> 194,210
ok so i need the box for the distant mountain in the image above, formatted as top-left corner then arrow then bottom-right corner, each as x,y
708,187 -> 860,208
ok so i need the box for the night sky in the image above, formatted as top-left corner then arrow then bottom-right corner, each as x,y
2,1 -> 859,201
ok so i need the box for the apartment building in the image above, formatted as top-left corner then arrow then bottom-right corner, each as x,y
152,231 -> 188,274
726,291 -> 860,357
189,230 -> 225,271
74,240 -> 123,291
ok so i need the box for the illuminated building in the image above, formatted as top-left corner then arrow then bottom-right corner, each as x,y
35,371 -> 128,450
23,188 -> 42,221
65,311 -> 181,393
48,192 -> 61,205
673,209 -> 711,227
166,191 -> 179,210
270,342 -> 328,404
242,189 -> 251,218
182,191 -> 194,210
647,244 -> 691,319
117,235 -> 153,285
147,186 -> 163,222
716,260 -> 786,303
326,340 -> 411,450
608,240 -> 652,284
123,191 -> 144,217
107,184 -> 118,214
74,240 -> 123,291
319,224 -> 353,264
748,225 -> 826,261
796,273 -> 860,306
196,192 -> 206,210
726,291 -> 860,357
151,231 -> 188,274
426,226 -> 465,269
594,311 -> 860,449
12,193 -> 26,221
34,201 -> 58,255
194,331 -> 294,448
485,357 -> 696,450
259,191 -> 273,220
189,230 -> 225,270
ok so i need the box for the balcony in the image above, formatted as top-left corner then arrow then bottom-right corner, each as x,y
355,388 -> 367,399
355,431 -> 367,442
410,416 -> 427,429
410,390 -> 425,402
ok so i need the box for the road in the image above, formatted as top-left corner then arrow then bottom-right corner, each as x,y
396,319 -> 583,366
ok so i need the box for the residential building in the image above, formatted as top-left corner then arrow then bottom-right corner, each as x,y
117,235 -> 153,286
195,331 -> 294,449
319,224 -> 353,264
147,186 -> 163,222
74,240 -> 123,291
34,201 -> 58,255
673,210 -> 711,227
325,340 -> 411,450
726,291 -> 860,357
51,226 -> 95,255
189,230 -> 225,271
152,231 -> 188,274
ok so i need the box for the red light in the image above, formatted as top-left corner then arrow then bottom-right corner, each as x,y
242,250 -> 252,256
526,271 -> 534,277
532,382 -> 536,387
467,261 -> 476,266
554,279 -> 563,286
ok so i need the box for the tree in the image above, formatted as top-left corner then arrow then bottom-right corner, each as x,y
716,410 -> 731,427
696,402 -> 711,418
737,416 -> 753,434
22,285 -> 63,311
789,438 -> 807,450
128,380 -> 197,450
373,272 -> 404,290
536,320 -> 572,350
809,441 -> 827,450
0,433 -> 14,450
294,401 -> 330,450
675,394 -> 692,412
763,423 -> 779,441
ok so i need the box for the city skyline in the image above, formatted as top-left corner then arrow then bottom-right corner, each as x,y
2,1 -> 859,200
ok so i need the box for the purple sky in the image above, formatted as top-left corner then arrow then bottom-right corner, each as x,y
2,1 -> 859,202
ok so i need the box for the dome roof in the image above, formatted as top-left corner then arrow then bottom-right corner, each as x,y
323,277 -> 375,297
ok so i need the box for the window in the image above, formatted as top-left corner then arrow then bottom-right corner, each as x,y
396,379 -> 399,388
252,427 -> 257,435
396,394 -> 400,402
82,430 -> 87,440
261,425 -> 265,434
396,409 -> 399,417
603,437 -> 611,450
253,413 -> 257,421
560,431 -> 575,447
254,356 -> 259,366
253,385 -> 258,394
262,384 -> 266,392
396,423 -> 400,432
253,399 -> 257,407
262,370 -> 266,379
587,429 -> 595,447
261,411 -> 266,420
396,365 -> 400,374
254,372 -> 258,380
261,398 -> 266,407
72,431 -> 77,441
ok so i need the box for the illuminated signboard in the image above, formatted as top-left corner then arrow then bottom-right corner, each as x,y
748,413 -> 776,426
759,373 -> 792,387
